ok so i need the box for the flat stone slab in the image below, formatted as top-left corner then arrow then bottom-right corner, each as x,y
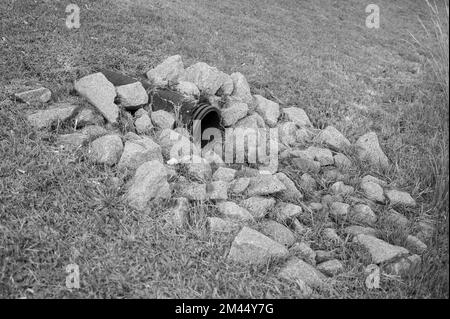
228,227 -> 289,266
353,234 -> 409,264
279,257 -> 327,288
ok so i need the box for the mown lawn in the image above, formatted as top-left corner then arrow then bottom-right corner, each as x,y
0,0 -> 448,298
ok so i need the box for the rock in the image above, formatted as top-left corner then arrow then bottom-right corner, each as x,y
239,196 -> 275,219
14,87 -> 51,104
181,62 -> 231,95
344,225 -> 379,238
279,257 -> 327,288
118,136 -> 163,170
180,155 -> 212,180
159,129 -> 199,160
283,107 -> 312,127
217,201 -> 254,222
207,217 -> 240,233
213,167 -> 236,182
329,202 -> 350,222
275,172 -> 303,202
81,125 -> 108,139
170,197 -> 190,228
298,173 -> 316,192
230,177 -> 250,194
260,220 -> 296,247
228,227 -> 289,266
75,108 -> 104,128
235,113 -> 266,129
179,181 -> 207,201
416,219 -> 435,242
353,234 -> 409,264
322,169 -> 345,182
405,235 -> 427,254
317,259 -> 344,277
151,110 -> 175,129
309,202 -> 323,212
146,55 -> 185,87
290,242 -> 316,265
315,250 -> 336,264
315,126 -> 351,152
361,175 -> 388,187
333,153 -> 352,170
291,157 -> 321,174
291,219 -> 310,236
384,254 -> 421,277
385,189 -> 416,207
175,81 -> 200,97
207,181 -> 228,200
230,72 -> 253,105
296,127 -> 314,144
124,131 -> 141,141
322,228 -> 342,244
89,134 -> 123,165
56,133 -> 89,148
116,82 -> 148,110
384,209 -> 409,231
355,132 -> 389,169
221,101 -> 248,127
127,161 -> 171,210
330,181 -> 354,196
278,122 -> 297,146
27,103 -> 78,129
306,146 -> 334,166
360,180 -> 385,203
246,174 -> 286,196
74,73 -> 119,123
275,202 -> 302,222
253,95 -> 280,127
349,204 -> 377,226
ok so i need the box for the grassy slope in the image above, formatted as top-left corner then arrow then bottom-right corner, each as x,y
0,0 -> 448,298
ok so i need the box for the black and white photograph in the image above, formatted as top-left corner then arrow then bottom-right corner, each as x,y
0,0 -> 448,304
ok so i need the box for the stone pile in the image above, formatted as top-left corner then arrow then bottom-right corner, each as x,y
16,54 -> 432,294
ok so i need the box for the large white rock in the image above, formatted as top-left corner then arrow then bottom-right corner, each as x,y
253,95 -> 280,127
349,204 -> 377,226
151,110 -> 175,129
116,82 -> 148,110
230,72 -> 253,105
118,136 -> 163,170
315,126 -> 350,152
89,134 -> 123,165
221,101 -> 248,127
360,180 -> 385,203
305,146 -> 334,166
74,73 -> 119,123
146,55 -> 185,87
283,107 -> 312,127
181,62 -> 232,95
355,132 -> 389,169
353,234 -> 409,264
228,227 -> 289,266
135,112 -> 154,134
175,81 -> 200,97
127,161 -> 171,210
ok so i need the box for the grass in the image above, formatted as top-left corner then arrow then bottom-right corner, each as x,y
0,0 -> 448,298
